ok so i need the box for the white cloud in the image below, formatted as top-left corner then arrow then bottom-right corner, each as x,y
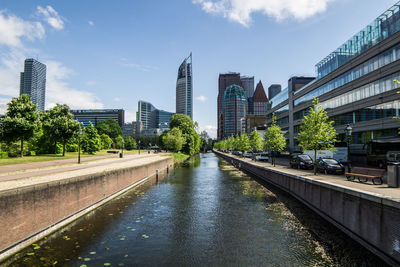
88,20 -> 94,26
37,5 -> 64,30
45,60 -> 104,110
114,97 -> 120,102
125,111 -> 136,123
199,125 -> 217,139
193,0 -> 334,26
0,11 -> 45,47
120,58 -> 158,72
195,95 -> 207,102
86,80 -> 96,86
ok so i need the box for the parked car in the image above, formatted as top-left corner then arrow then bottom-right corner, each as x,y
232,151 -> 243,156
244,151 -> 253,158
256,152 -> 269,162
316,158 -> 345,174
290,154 -> 313,169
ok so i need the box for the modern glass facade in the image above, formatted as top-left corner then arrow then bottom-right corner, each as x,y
316,2 -> 400,79
176,53 -> 193,119
295,43 -> 400,107
137,101 -> 155,130
20,59 -> 46,111
223,85 -> 247,137
71,109 -> 125,127
270,87 -> 288,109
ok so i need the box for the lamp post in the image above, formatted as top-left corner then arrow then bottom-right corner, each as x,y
121,137 -> 124,158
138,140 -> 141,154
345,124 -> 352,173
78,128 -> 82,164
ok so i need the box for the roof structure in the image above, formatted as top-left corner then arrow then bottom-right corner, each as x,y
253,81 -> 268,102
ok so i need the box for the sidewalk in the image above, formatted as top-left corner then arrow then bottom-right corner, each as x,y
222,152 -> 400,200
0,153 -> 170,192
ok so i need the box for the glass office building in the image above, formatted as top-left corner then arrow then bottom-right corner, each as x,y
176,53 -> 193,120
223,84 -> 247,137
266,1 -> 400,151
71,109 -> 125,127
20,59 -> 46,111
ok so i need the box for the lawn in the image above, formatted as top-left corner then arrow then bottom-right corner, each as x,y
0,149 -> 146,166
163,152 -> 189,162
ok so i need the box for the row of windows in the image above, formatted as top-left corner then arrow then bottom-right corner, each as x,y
270,87 -> 288,109
320,71 -> 400,110
295,43 -> 400,107
330,100 -> 400,126
315,2 -> 400,79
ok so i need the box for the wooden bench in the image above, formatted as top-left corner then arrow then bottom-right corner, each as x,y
345,167 -> 385,185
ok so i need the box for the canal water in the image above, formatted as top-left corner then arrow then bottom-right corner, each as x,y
4,153 -> 387,266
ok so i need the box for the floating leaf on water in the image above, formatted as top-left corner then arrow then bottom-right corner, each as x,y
108,214 -> 113,216
80,265 -> 87,267
119,211 -> 124,214
124,254 -> 128,257
120,237 -> 125,241
105,247 -> 110,250
90,251 -> 96,255
84,257 -> 91,261
131,229 -> 136,231
135,220 -> 140,223
40,257 -> 46,261
76,245 -> 80,248
104,263 -> 111,266
78,229 -> 84,232
53,261 -> 58,265
33,246 -> 40,250
119,263 -> 125,266
27,252 -> 35,256
65,258 -> 70,261
32,243 -> 37,246
142,234 -> 149,239
78,257 -> 82,260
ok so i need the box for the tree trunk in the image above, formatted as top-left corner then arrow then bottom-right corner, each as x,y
54,141 -> 57,154
20,138 -> 24,158
62,141 -> 66,156
314,149 -> 317,175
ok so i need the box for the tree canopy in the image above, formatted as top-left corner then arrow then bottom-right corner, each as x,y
95,119 -> 122,141
264,113 -> 286,166
169,114 -> 200,156
249,130 -> 263,152
297,97 -> 337,174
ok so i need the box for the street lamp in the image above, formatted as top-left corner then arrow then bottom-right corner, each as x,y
78,128 -> 82,164
121,137 -> 124,158
138,140 -> 141,154
345,124 -> 352,173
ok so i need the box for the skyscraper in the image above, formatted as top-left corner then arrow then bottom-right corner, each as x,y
253,81 -> 268,115
223,84 -> 247,137
268,84 -> 281,100
240,76 -> 254,99
20,58 -> 46,111
217,73 -> 241,140
137,100 -> 156,130
176,53 -> 193,119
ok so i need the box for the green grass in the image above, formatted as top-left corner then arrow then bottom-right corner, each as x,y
163,152 -> 189,162
0,149 -> 147,166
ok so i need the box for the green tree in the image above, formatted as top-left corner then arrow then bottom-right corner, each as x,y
249,130 -> 263,152
226,137 -> 234,151
42,104 -> 81,156
81,122 -> 101,154
162,128 -> 185,152
264,113 -> 286,166
124,136 -> 137,150
1,95 -> 38,157
238,134 -> 251,153
297,98 -> 337,174
169,114 -> 200,156
100,134 -> 112,149
95,119 -> 122,142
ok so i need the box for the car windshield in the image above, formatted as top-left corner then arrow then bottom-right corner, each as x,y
322,159 -> 339,165
261,153 -> 268,156
298,155 -> 311,160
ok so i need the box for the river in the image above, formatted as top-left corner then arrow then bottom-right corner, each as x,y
4,153 -> 387,266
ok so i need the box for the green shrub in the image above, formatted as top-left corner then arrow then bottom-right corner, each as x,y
0,152 -> 8,158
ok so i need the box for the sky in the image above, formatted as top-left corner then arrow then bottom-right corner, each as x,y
0,0 -> 398,138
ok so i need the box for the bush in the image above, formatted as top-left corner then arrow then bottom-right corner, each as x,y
0,152 -> 8,158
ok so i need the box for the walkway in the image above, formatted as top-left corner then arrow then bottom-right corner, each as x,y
220,152 -> 400,200
0,153 -> 170,192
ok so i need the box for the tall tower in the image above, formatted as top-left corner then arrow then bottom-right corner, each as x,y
176,53 -> 193,119
223,84 -> 247,137
20,58 -> 46,111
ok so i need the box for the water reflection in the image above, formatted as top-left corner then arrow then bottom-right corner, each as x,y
4,153 -> 387,266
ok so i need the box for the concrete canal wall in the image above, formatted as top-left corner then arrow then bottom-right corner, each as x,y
0,156 -> 173,261
215,151 -> 400,266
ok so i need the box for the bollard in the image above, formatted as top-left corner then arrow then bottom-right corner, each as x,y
156,169 -> 159,180
167,164 -> 169,174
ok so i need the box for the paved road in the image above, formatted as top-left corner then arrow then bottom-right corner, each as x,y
0,154 -> 160,183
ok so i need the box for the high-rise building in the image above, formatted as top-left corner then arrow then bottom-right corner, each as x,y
71,109 -> 125,127
151,109 -> 174,129
137,101 -> 156,130
122,122 -> 135,137
223,84 -> 247,137
253,81 -> 268,115
217,73 -> 241,140
20,58 -> 46,111
176,53 -> 193,119
268,84 -> 281,100
240,76 -> 254,99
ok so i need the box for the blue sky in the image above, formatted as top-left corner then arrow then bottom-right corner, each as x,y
0,0 -> 397,138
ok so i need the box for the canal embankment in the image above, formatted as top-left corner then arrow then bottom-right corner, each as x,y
0,154 -> 174,262
214,150 -> 400,266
